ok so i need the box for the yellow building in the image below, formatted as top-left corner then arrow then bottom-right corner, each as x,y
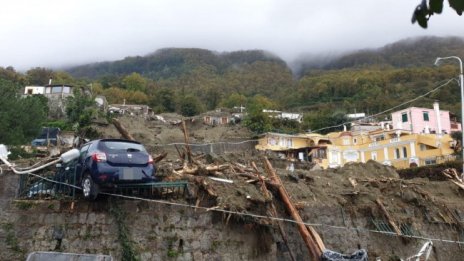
256,130 -> 457,169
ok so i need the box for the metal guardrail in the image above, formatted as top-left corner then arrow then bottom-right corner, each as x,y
18,159 -> 78,200
111,181 -> 189,199
17,160 -> 189,201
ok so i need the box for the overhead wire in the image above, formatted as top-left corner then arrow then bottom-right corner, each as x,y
311,77 -> 460,133
1,77 -> 464,247
2,161 -> 462,246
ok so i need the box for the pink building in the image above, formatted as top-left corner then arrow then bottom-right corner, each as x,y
391,102 -> 461,134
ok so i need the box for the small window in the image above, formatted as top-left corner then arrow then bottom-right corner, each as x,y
51,86 -> 62,93
395,148 -> 400,159
403,147 -> 407,158
353,138 -> 357,144
425,159 -> 437,165
63,86 -> 71,93
343,138 -> 350,145
423,112 -> 429,121
402,113 -> 408,123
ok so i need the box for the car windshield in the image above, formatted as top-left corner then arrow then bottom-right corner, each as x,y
99,141 -> 147,153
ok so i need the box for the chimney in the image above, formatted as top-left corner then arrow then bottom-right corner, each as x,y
433,101 -> 442,134
48,77 -> 52,85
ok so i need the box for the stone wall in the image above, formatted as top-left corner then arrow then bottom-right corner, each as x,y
0,173 -> 277,261
1,172 -> 463,260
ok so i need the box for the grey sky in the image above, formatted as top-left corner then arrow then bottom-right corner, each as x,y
0,0 -> 462,71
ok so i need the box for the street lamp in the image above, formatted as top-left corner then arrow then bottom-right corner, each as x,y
434,56 -> 464,175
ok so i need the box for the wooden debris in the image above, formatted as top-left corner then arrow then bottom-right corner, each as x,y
348,177 -> 358,188
153,152 -> 168,163
375,198 -> 402,236
254,162 -> 297,261
181,120 -> 193,163
263,157 -> 324,261
441,168 -> 464,190
112,118 -> 135,141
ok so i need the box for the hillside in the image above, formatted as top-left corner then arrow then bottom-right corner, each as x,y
294,36 -> 464,76
67,48 -> 287,80
4,36 -> 461,135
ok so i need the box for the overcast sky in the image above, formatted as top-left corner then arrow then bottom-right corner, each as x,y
1,0 -> 463,71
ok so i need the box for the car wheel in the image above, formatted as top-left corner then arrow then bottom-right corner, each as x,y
81,174 -> 99,200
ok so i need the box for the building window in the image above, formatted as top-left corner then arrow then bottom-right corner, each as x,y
423,112 -> 429,121
402,113 -> 408,123
51,86 -> 62,93
343,138 -> 350,145
395,148 -> 400,159
403,147 -> 407,158
371,151 -> 377,161
425,159 -> 437,165
420,144 -> 427,151
353,138 -> 357,144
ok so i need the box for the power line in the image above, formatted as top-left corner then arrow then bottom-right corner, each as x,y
152,139 -> 259,147
4,167 -> 462,246
311,77 -> 460,133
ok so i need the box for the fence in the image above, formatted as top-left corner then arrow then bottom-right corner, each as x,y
151,140 -> 259,155
17,159 -> 78,200
16,140 -> 259,200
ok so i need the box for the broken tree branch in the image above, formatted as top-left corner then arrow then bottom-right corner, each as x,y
112,118 -> 135,141
375,198 -> 402,236
263,157 -> 324,261
181,120 -> 192,163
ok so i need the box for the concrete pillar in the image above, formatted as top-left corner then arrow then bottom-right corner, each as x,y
361,151 -> 365,163
433,101 -> 442,134
384,147 -> 389,160
410,142 -> 416,157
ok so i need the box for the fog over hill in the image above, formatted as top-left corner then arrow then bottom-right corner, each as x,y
66,36 -> 464,80
291,36 -> 464,77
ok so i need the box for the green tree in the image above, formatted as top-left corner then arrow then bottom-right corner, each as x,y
0,80 -> 47,145
122,72 -> 147,92
178,95 -> 204,116
221,93 -> 247,108
66,91 -> 96,127
150,88 -> 176,112
243,111 -> 272,134
243,95 -> 277,134
303,110 -> 348,134
26,67 -> 53,85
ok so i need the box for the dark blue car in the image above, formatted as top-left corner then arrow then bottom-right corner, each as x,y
76,139 -> 157,200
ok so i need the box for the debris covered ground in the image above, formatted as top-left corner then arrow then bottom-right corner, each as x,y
2,113 -> 464,260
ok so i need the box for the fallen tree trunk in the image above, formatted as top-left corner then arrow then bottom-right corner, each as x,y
375,198 -> 402,236
257,169 -> 296,261
112,118 -> 135,141
263,157 -> 324,261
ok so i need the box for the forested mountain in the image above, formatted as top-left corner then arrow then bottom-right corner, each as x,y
66,48 -> 295,112
294,36 -> 464,77
63,36 -> 464,133
1,36 -> 462,135
67,48 -> 287,80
